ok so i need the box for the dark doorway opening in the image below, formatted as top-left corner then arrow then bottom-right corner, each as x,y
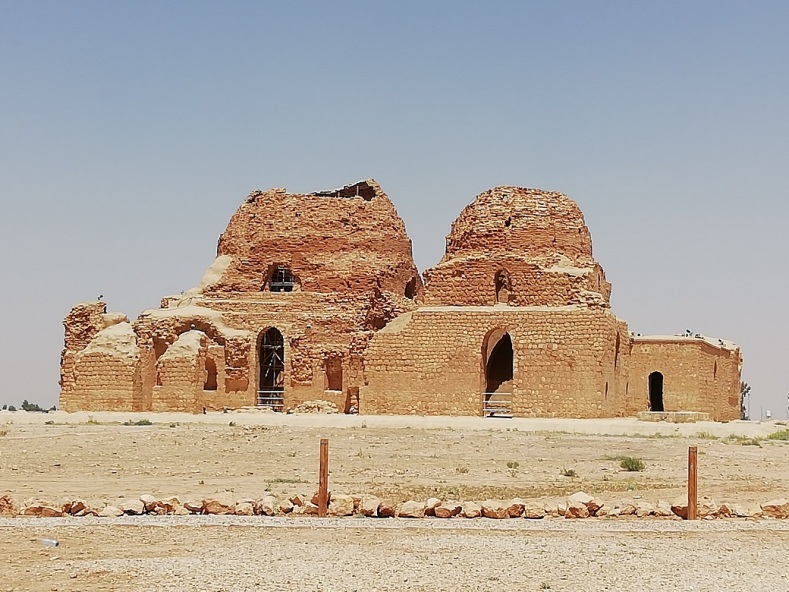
258,328 -> 284,410
325,355 -> 342,391
484,331 -> 514,417
648,371 -> 664,412
204,357 -> 217,391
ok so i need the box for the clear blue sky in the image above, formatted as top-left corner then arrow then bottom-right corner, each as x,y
1,1 -> 787,417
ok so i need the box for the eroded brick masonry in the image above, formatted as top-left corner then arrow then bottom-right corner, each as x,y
60,180 -> 741,420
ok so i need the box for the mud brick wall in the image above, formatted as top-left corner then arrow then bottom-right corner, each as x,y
361,307 -> 627,418
424,187 -> 611,307
628,338 -> 742,421
59,180 -> 741,420
210,180 -> 423,299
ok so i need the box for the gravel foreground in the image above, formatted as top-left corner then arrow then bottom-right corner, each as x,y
2,517 -> 789,592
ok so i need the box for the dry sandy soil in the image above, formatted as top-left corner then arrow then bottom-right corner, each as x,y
2,411 -> 789,591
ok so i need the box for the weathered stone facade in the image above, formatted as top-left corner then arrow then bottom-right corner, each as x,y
59,180 -> 742,420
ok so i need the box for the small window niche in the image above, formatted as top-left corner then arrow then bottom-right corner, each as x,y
495,270 -> 512,305
268,265 -> 299,293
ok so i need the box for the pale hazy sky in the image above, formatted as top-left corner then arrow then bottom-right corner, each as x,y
1,1 -> 787,416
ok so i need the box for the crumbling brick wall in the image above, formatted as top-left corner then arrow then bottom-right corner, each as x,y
61,180 -> 420,413
423,187 -> 611,307
59,180 -> 741,420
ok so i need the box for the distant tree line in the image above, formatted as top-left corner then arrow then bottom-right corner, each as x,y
1,400 -> 56,412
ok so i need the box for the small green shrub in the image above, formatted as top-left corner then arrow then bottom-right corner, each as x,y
726,434 -> 762,446
506,460 -> 520,470
455,465 -> 469,474
767,429 -> 789,441
123,418 -> 153,426
560,467 -> 577,477
695,431 -> 719,440
619,456 -> 646,472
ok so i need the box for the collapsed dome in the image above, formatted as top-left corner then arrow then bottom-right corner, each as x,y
204,180 -> 423,298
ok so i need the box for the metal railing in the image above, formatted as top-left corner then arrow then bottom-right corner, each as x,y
257,390 -> 284,412
483,392 -> 512,418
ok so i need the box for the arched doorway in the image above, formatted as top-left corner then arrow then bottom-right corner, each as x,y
648,371 -> 664,412
483,329 -> 514,416
258,328 -> 284,410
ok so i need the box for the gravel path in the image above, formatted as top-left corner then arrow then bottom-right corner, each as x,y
3,517 -> 789,592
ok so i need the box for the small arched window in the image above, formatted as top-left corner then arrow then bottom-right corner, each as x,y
495,270 -> 511,304
269,265 -> 297,292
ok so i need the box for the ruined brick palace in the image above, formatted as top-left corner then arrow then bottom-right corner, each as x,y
59,180 -> 742,419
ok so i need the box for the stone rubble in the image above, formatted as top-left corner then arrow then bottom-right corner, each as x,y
3,490 -> 778,521
293,400 -> 339,414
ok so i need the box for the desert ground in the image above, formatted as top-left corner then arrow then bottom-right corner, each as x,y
2,410 -> 789,591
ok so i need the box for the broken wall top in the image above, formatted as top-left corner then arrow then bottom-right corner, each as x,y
206,180 -> 422,298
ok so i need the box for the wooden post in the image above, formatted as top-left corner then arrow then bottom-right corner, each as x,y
687,445 -> 698,520
318,438 -> 329,517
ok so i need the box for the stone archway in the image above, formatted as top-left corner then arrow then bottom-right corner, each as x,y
482,329 -> 514,416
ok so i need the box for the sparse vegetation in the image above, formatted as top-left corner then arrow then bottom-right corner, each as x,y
726,434 -> 763,446
619,456 -> 646,472
767,430 -> 789,441
266,477 -> 309,485
87,416 -> 99,425
560,467 -> 577,477
44,420 -> 54,425
169,422 -> 178,428
695,431 -> 719,440
228,421 -> 236,427
740,381 -> 751,420
506,460 -> 520,470
0,429 -> 7,437
123,419 -> 153,426
455,465 -> 469,474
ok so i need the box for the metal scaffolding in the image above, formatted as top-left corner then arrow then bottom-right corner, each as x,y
258,328 -> 284,410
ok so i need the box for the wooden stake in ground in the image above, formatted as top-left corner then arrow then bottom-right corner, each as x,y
318,438 -> 329,517
688,445 -> 698,520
